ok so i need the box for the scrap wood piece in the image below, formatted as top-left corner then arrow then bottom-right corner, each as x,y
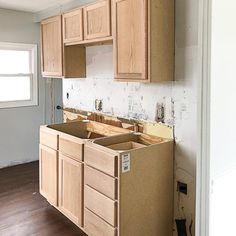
63,108 -> 173,139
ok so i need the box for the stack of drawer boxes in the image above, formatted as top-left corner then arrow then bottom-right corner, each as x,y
84,144 -> 119,235
84,133 -> 174,236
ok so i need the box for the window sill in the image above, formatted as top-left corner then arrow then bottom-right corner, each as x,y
0,100 -> 38,109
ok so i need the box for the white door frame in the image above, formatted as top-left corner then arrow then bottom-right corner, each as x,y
195,0 -> 212,235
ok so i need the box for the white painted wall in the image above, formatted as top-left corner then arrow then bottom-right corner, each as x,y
0,9 -> 61,168
210,1 -> 236,235
62,0 -> 200,235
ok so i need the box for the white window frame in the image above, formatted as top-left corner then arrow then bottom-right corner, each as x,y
0,42 -> 38,109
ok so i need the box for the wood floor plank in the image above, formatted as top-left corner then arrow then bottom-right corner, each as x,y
0,161 -> 87,236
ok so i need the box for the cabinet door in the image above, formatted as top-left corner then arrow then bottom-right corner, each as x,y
63,9 -> 83,44
59,153 -> 83,226
41,15 -> 63,77
39,145 -> 58,206
113,0 -> 148,81
83,0 -> 111,40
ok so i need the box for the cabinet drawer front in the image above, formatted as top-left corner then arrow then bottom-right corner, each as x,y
84,208 -> 116,236
85,165 -> 117,199
59,135 -> 83,161
84,145 -> 117,176
40,130 -> 58,150
84,185 -> 117,226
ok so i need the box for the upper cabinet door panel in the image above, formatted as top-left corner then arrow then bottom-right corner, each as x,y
41,16 -> 63,77
63,9 -> 83,44
84,0 -> 111,40
113,0 -> 148,80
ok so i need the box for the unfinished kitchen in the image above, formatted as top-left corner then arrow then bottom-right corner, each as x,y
1,0 -> 232,236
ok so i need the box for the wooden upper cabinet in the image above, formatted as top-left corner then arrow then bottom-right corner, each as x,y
41,15 -> 86,79
63,8 -> 83,45
83,0 -> 111,40
41,16 -> 63,77
113,0 -> 147,81
112,0 -> 174,82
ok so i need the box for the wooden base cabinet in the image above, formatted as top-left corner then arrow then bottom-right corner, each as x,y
59,153 -> 83,226
39,123 -> 173,236
84,133 -> 174,236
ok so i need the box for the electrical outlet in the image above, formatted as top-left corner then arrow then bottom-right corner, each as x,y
95,99 -> 103,111
156,103 -> 165,123
177,181 -> 188,195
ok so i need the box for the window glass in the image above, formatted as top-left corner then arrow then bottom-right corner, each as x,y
0,76 -> 31,102
0,43 -> 37,108
0,50 -> 30,74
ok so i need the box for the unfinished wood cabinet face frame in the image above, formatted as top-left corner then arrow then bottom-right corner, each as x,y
39,122 -> 173,235
112,0 -> 174,82
59,153 -> 83,226
63,8 -> 84,44
112,0 -> 148,81
39,144 -> 58,206
84,208 -> 117,236
59,133 -> 84,162
41,15 -> 63,77
84,165 -> 117,199
84,185 -> 117,226
41,0 -> 173,82
83,0 -> 111,40
41,16 -> 86,79
84,133 -> 174,236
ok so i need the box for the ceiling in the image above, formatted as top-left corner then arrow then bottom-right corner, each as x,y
0,0 -> 74,13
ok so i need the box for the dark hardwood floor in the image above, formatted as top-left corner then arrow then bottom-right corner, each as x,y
0,161 -> 87,236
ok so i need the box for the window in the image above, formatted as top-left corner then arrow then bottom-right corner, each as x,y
0,42 -> 38,108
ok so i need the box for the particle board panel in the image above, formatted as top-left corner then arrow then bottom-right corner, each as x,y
47,121 -> 88,138
64,45 -> 86,78
118,141 -> 174,236
148,0 -> 174,82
